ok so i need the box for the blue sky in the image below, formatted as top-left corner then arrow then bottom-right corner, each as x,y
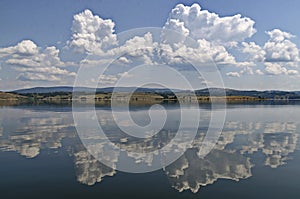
0,0 -> 300,90
2,0 -> 300,47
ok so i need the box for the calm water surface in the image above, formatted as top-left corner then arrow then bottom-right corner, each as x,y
0,103 -> 300,199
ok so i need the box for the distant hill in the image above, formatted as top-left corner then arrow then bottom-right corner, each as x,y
13,86 -> 181,94
95,87 -> 181,93
0,91 -> 28,100
195,88 -> 300,99
11,86 -> 300,99
13,86 -> 89,94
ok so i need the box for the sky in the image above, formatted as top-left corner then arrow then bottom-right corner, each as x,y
0,0 -> 300,91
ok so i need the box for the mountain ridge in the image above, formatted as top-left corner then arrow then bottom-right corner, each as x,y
9,86 -> 300,99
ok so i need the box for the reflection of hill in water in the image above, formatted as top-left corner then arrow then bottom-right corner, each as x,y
0,106 -> 299,192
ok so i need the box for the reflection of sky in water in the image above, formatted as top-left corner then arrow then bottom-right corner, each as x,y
0,105 -> 299,194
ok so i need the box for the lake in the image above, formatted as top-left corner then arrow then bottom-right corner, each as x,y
0,102 -> 300,199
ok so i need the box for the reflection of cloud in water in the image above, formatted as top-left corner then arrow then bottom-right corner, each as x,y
0,106 -> 299,190
73,145 -> 116,186
263,132 -> 298,168
264,122 -> 297,133
165,148 -> 253,193
165,120 -> 299,192
0,109 -> 75,158
223,121 -> 298,168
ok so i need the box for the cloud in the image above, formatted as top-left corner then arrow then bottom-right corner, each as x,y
6,46 -> 66,67
0,40 -> 75,82
116,32 -> 155,64
17,73 -> 61,81
16,40 -> 39,55
235,61 -> 256,67
0,40 -> 38,58
68,6 -> 255,71
242,29 -> 299,63
67,10 -> 159,68
160,3 -> 259,66
255,69 -> 264,75
226,72 -> 240,78
159,38 -> 236,65
267,29 -> 295,42
14,66 -> 75,76
118,56 -> 131,64
242,42 -> 265,62
99,74 -> 118,85
162,19 -> 190,44
240,66 -> 254,75
264,63 -> 286,75
98,72 -> 133,86
196,39 -> 235,63
165,4 -> 256,44
264,62 -> 299,75
1,4 -> 300,88
287,69 -> 299,75
240,29 -> 300,76
264,29 -> 299,62
69,9 -> 117,53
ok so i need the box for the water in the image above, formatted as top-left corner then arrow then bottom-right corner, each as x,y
0,103 -> 300,198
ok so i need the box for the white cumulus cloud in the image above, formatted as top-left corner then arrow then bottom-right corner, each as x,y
240,66 -> 254,75
160,3 -> 258,66
17,73 -> 61,82
264,62 -> 299,76
241,29 -> 300,76
68,6 -> 258,70
242,42 -> 266,62
264,29 -> 299,62
165,3 -> 256,44
1,4 -> 300,88
159,38 -> 236,65
0,40 -> 75,82
255,69 -> 264,75
242,29 -> 299,63
0,40 -> 38,58
226,72 -> 240,78
69,9 -> 117,53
